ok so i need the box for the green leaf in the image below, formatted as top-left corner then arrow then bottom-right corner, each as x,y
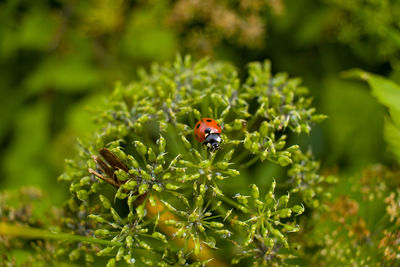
343,69 -> 400,115
384,118 -> 400,164
344,69 -> 400,163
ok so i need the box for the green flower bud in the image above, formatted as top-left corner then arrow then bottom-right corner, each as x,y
154,165 -> 163,174
69,248 -> 81,261
115,169 -> 129,182
164,220 -> 181,227
212,186 -> 223,196
94,229 -> 110,236
261,149 -> 269,161
157,136 -> 166,152
166,183 -> 180,190
220,106 -> 230,118
161,201 -> 176,212
152,232 -> 167,243
210,221 -> 224,228
139,241 -> 151,250
224,209 -> 233,221
200,184 -> 207,194
88,214 -> 106,223
225,169 -> 240,176
77,190 -> 88,201
111,147 -> 126,162
251,143 -> 259,153
116,247 -> 125,261
278,194 -> 289,207
283,224 -> 300,232
260,121 -> 269,136
115,188 -> 128,199
97,246 -> 113,256
195,195 -> 203,207
192,222 -> 203,232
239,205 -> 249,213
148,147 -> 156,162
181,135 -> 192,149
194,239 -> 201,255
279,208 -> 292,218
134,141 -> 147,156
215,162 -> 229,170
250,184 -> 259,199
136,203 -> 146,218
264,237 -> 274,247
140,169 -> 152,180
124,180 -> 138,190
244,136 -> 252,150
90,182 -> 100,193
148,195 -> 156,207
254,199 -> 264,209
265,191 -> 275,206
215,229 -> 232,238
278,155 -> 292,166
138,183 -> 149,195
99,195 -> 111,209
163,172 -> 171,179
110,208 -> 121,221
152,183 -> 163,192
287,145 -> 299,153
79,176 -> 91,186
128,194 -> 138,210
160,121 -> 168,132
271,179 -> 276,191
223,149 -> 235,162
126,235 -> 133,249
235,194 -> 248,205
275,140 -> 286,150
192,108 -> 201,119
85,253 -> 94,263
175,227 -> 186,238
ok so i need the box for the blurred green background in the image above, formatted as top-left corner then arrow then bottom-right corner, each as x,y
1,0 -> 398,204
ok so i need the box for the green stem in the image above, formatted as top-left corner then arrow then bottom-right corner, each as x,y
0,222 -> 122,247
240,155 -> 260,169
219,194 -> 247,213
234,150 -> 249,164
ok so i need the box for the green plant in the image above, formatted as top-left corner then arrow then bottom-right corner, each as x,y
1,56 -> 328,266
296,70 -> 400,267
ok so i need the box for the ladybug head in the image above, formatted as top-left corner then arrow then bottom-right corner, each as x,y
204,133 -> 222,151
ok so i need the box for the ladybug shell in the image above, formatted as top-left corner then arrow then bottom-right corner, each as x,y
194,118 -> 222,143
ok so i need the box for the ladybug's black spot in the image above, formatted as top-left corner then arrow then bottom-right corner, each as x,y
206,119 -> 212,122
196,124 -> 200,129
217,124 -> 220,127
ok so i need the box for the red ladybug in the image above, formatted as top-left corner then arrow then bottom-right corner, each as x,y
194,118 -> 222,150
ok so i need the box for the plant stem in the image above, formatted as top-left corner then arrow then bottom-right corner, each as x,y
0,222 -> 122,247
218,194 -> 246,212
240,155 -> 260,169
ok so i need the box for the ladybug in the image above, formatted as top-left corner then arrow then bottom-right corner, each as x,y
194,118 -> 222,151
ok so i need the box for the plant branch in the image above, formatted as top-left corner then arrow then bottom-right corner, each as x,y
0,222 -> 122,247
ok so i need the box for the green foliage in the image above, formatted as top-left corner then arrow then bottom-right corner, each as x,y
324,0 -> 400,64
0,187 -> 60,265
53,56 -> 326,266
1,1 -> 400,266
304,164 -> 400,266
344,69 -> 400,164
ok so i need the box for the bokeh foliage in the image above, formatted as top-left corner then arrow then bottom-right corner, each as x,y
1,0 -> 400,266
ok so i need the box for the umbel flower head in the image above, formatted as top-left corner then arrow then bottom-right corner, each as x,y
59,55 -> 328,266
